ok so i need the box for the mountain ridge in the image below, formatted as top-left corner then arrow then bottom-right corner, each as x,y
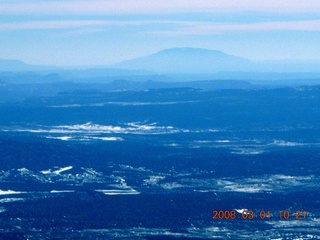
0,59 -> 60,72
1,48 -> 320,74
112,47 -> 252,74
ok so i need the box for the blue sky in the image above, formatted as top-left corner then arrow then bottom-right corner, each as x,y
1,0 -> 320,66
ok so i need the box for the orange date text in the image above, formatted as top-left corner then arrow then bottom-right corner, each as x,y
212,210 -> 307,220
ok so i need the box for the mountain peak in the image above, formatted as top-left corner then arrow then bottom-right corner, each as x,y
112,47 -> 251,74
0,59 -> 30,71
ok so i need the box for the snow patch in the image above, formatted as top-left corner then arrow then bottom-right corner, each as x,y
0,198 -> 24,203
95,189 -> 140,195
0,190 -> 25,195
50,190 -> 74,193
235,209 -> 247,214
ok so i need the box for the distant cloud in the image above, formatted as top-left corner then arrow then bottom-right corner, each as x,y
0,20 -> 104,31
1,0 -> 320,15
182,20 -> 320,34
0,20 -> 170,31
1,19 -> 320,34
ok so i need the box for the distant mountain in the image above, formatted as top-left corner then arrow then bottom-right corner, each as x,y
0,59 -> 61,72
2,48 -> 320,77
0,59 -> 33,72
112,47 -> 253,74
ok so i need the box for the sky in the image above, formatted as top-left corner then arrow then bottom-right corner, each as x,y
1,0 -> 320,66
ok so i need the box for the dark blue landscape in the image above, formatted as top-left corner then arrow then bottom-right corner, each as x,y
1,72 -> 320,239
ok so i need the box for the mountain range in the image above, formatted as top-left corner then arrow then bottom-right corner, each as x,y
112,47 -> 253,73
1,47 -> 320,75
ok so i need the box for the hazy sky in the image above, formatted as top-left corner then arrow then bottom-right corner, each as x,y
1,0 -> 320,66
